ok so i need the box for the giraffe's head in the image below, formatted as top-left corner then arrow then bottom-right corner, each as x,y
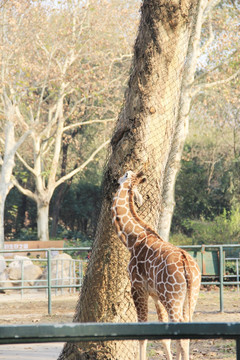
118,170 -> 146,206
118,170 -> 146,185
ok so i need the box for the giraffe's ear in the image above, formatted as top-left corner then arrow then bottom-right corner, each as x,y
139,177 -> 146,184
133,188 -> 143,207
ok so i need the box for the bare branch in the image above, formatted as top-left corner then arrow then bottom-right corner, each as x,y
11,176 -> 37,202
42,138 -> 55,157
13,129 -> 32,154
108,53 -> 133,76
55,139 -> 110,188
63,118 -> 116,132
35,50 -> 56,123
15,151 -> 36,177
202,0 -> 221,23
193,49 -> 239,85
191,69 -> 240,97
200,15 -> 214,56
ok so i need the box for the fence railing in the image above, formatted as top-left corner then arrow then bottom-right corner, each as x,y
226,257 -> 240,292
0,322 -> 239,359
1,245 -> 240,313
180,244 -> 240,312
0,247 -> 90,314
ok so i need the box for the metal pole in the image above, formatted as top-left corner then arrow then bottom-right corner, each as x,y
237,258 -> 239,292
237,338 -> 240,360
55,259 -> 58,296
21,260 -> 24,299
73,260 -> 76,294
47,250 -> 52,315
61,260 -> 64,295
219,246 -> 224,312
69,259 -> 72,294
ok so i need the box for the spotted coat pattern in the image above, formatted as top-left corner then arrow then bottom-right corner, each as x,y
112,171 -> 201,360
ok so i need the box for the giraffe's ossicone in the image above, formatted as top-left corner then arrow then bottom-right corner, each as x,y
112,170 -> 201,360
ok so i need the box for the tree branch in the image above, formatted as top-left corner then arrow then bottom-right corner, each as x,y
191,68 -> 240,97
202,0 -> 221,23
63,118 -> 116,132
193,49 -> 239,85
15,151 -> 36,177
55,139 -> 110,188
199,15 -> 214,56
35,49 -> 55,124
11,176 -> 37,202
108,53 -> 133,76
13,129 -> 32,154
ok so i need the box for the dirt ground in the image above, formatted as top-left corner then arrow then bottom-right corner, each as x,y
0,287 -> 239,359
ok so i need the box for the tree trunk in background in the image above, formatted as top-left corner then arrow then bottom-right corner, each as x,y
59,0 -> 199,359
157,0 -> 215,241
50,183 -> 68,238
37,201 -> 50,242
0,121 -> 15,249
50,134 -> 76,238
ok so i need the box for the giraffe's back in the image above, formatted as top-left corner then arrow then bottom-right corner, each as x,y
130,234 -> 201,311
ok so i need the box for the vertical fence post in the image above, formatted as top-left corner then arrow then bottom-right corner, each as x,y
237,338 -> 240,360
73,260 -> 76,294
55,259 -> 58,296
21,260 -> 24,299
237,258 -> 239,292
219,245 -> 224,312
47,250 -> 52,315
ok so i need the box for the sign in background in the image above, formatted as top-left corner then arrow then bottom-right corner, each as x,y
3,241 -> 64,258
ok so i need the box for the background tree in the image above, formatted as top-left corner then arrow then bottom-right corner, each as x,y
171,73 -> 240,246
0,1 -> 33,248
157,0 -> 240,241
0,0 -> 137,242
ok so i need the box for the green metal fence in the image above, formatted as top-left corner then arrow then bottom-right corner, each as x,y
0,245 -> 240,314
181,244 -> 240,312
0,247 -> 90,314
0,322 -> 239,359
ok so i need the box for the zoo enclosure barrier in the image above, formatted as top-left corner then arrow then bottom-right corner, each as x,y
180,244 -> 240,312
0,244 -> 240,313
0,247 -> 90,314
0,322 -> 240,360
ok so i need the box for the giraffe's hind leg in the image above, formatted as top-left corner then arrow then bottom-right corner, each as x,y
175,339 -> 189,360
153,298 -> 172,360
176,278 -> 200,360
165,298 -> 190,360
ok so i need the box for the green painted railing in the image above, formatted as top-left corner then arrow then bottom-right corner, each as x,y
0,322 -> 239,359
0,247 -> 90,314
180,244 -> 240,312
1,245 -> 240,314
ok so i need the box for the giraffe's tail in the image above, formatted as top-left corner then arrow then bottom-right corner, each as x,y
181,250 -> 193,322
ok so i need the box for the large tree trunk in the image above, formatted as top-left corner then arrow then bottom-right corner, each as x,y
59,0 -> 199,359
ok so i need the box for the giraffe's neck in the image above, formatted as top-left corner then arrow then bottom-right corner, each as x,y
112,181 -> 147,249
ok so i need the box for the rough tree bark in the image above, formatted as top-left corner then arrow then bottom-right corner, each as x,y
59,0 -> 200,359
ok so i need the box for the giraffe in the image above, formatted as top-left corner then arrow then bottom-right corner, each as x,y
111,170 -> 201,360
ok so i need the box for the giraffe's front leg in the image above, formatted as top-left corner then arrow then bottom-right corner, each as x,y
131,285 -> 149,360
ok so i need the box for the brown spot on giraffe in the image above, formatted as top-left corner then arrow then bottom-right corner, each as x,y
112,170 -> 201,360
